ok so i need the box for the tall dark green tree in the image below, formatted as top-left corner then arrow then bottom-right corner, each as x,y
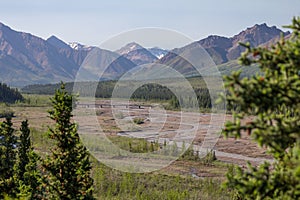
43,83 -> 95,199
222,17 -> 300,199
16,120 -> 31,180
16,120 -> 43,199
0,118 -> 18,197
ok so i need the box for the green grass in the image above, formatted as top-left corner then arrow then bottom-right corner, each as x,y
0,103 -> 15,118
91,161 -> 233,200
15,94 -> 52,107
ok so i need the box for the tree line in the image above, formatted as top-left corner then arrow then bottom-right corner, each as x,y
22,81 -> 215,110
0,83 -> 24,104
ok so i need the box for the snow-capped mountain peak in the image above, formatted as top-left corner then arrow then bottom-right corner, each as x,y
147,47 -> 169,59
68,42 -> 92,51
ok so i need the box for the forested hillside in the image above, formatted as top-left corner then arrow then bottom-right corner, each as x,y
0,83 -> 24,103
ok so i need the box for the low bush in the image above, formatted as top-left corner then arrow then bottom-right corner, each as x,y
133,118 -> 144,124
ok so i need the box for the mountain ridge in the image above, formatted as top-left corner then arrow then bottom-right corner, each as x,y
0,23 -> 136,86
158,23 -> 291,76
0,22 -> 291,87
199,23 -> 290,64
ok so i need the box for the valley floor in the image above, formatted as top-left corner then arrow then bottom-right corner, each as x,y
8,99 -> 272,199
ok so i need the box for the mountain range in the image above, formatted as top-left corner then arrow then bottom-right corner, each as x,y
0,22 -> 290,87
198,23 -> 290,64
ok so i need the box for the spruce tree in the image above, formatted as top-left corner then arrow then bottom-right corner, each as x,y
0,118 -> 18,197
43,83 -> 94,199
16,120 -> 43,199
222,17 -> 300,199
18,150 -> 44,199
16,120 -> 31,181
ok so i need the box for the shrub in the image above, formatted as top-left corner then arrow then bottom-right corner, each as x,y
133,118 -> 144,125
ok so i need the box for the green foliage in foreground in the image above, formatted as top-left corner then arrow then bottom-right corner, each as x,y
1,84 -> 96,199
43,84 -> 95,199
222,17 -> 300,199
0,118 -> 18,197
16,120 -> 43,199
0,118 -> 42,199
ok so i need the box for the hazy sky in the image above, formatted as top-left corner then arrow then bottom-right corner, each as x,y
0,0 -> 299,49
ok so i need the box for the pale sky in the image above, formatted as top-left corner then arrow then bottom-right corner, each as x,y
0,0 -> 299,49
